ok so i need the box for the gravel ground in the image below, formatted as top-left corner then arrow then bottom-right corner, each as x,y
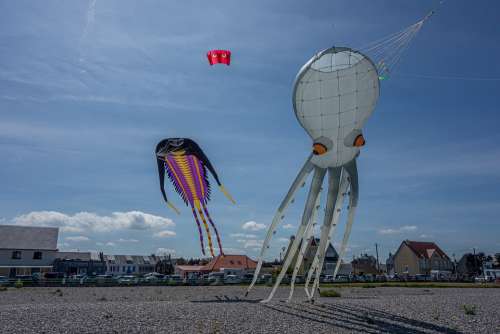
0,285 -> 498,333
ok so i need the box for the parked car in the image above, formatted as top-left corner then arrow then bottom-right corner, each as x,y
117,275 -> 139,285
259,274 -> 273,284
294,275 -> 305,284
334,275 -> 349,283
474,276 -> 487,283
45,272 -> 65,279
322,275 -> 334,283
143,273 -> 164,283
224,275 -> 241,284
415,274 -> 431,282
0,276 -> 9,286
169,275 -> 183,285
96,275 -> 113,284
241,273 -> 254,284
208,272 -> 225,285
68,274 -> 88,283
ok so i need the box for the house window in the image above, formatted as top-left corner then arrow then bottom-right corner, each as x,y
33,251 -> 43,260
11,251 -> 22,259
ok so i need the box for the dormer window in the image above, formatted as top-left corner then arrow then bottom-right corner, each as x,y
33,251 -> 43,260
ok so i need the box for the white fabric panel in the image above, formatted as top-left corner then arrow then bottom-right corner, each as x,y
293,48 -> 380,168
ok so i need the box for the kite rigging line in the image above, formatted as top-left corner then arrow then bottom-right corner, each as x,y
359,1 -> 446,80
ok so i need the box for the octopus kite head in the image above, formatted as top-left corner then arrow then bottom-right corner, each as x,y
293,47 -> 380,168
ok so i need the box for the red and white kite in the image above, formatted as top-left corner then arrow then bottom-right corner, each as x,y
207,50 -> 231,66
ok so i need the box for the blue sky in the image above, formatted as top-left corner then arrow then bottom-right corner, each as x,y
1,0 -> 499,261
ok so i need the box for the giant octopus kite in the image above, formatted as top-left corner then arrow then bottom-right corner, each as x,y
246,10 -> 435,302
155,138 -> 235,257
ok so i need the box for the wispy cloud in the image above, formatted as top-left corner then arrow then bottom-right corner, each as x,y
117,238 -> 139,243
282,224 -> 294,230
378,225 -> 417,235
153,230 -> 176,238
236,239 -> 263,249
156,248 -> 176,255
65,236 -> 90,242
242,221 -> 266,231
230,233 -> 257,239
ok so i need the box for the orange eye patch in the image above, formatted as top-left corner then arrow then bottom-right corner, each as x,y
353,134 -> 365,147
313,143 -> 328,155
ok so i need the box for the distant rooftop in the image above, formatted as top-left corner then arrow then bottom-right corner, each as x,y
0,225 -> 58,250
404,240 -> 449,260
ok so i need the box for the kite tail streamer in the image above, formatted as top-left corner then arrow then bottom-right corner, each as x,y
202,203 -> 224,256
191,206 -> 206,256
195,201 -> 215,257
219,185 -> 236,204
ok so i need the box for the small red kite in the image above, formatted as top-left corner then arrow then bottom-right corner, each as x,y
207,50 -> 231,66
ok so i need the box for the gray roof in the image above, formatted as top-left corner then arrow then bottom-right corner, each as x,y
104,255 -> 157,265
56,252 -> 102,261
0,225 -> 59,250
56,252 -> 91,261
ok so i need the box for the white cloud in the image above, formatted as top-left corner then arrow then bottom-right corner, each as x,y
12,210 -> 175,233
106,242 -> 116,247
230,233 -> 257,239
156,248 -> 176,255
242,221 -> 266,231
65,236 -> 90,242
118,238 -> 139,243
153,230 -> 176,238
277,237 -> 290,243
282,224 -> 294,230
378,225 -> 417,235
236,238 -> 263,249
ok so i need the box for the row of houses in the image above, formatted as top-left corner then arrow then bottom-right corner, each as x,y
1,224 -> 498,280
0,225 -> 257,278
354,240 -> 500,279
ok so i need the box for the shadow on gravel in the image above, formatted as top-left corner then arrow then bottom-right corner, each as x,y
262,302 -> 463,334
190,295 -> 261,303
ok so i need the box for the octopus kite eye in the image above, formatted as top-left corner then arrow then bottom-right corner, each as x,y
353,134 -> 366,147
312,143 -> 328,155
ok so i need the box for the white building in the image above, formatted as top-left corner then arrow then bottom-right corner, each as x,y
0,225 -> 59,277
104,255 -> 157,276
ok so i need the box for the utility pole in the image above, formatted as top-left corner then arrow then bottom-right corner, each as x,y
375,243 -> 380,272
473,247 -> 477,276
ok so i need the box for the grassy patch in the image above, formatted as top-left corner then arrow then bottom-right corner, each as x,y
462,304 -> 476,315
0,286 -> 7,291
319,289 -> 341,298
361,284 -> 376,288
14,280 -> 23,289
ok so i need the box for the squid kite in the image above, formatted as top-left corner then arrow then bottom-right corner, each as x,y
155,138 -> 235,257
246,47 -> 380,302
